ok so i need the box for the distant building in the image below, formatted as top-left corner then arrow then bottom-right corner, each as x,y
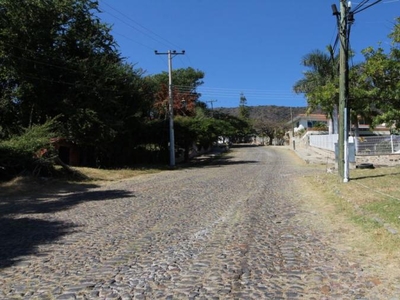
287,114 -> 391,136
354,118 -> 390,136
288,114 -> 329,133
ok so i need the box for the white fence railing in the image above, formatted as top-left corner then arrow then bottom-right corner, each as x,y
309,134 -> 400,155
309,134 -> 338,152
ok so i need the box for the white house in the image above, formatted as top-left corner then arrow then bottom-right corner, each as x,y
288,114 -> 330,133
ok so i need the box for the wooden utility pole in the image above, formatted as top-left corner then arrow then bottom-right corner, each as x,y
334,1 -> 350,182
339,0 -> 347,181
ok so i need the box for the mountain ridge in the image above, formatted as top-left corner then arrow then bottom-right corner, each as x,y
215,105 -> 314,123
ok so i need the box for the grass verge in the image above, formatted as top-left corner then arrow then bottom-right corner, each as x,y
300,165 -> 400,257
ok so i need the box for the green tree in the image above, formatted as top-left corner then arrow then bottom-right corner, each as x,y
253,118 -> 288,145
239,92 -> 250,120
148,67 -> 205,119
174,106 -> 238,162
0,0 -> 151,167
357,18 -> 400,129
213,110 -> 252,143
0,0 -> 117,131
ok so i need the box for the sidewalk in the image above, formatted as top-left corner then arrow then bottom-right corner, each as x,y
290,143 -> 336,166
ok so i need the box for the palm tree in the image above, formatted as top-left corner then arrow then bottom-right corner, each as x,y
293,46 -> 339,133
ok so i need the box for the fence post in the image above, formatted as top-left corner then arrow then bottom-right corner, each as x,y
391,135 -> 394,153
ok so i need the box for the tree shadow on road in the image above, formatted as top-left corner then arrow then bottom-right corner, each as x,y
0,188 -> 135,217
0,186 -> 135,270
0,217 -> 77,269
182,154 -> 258,169
229,144 -> 260,148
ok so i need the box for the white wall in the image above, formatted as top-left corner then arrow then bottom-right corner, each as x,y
309,134 -> 338,152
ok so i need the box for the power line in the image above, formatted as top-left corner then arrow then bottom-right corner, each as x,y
0,52 -> 142,93
16,72 -> 138,94
169,85 -> 304,100
352,0 -> 370,12
99,7 -> 168,48
178,86 -> 299,93
111,31 -> 155,51
98,1 -> 191,68
197,93 -> 300,99
99,0 -> 182,50
176,86 -> 301,98
1,2 -> 175,70
352,0 -> 383,14
0,36 -> 154,78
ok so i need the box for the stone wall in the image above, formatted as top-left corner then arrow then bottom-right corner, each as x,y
309,145 -> 400,167
356,154 -> 400,167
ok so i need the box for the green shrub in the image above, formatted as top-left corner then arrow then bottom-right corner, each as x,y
0,120 -> 59,180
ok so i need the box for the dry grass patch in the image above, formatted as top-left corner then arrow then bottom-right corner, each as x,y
0,166 -> 162,198
73,166 -> 161,182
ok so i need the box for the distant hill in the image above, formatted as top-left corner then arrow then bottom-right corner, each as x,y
215,105 -> 309,124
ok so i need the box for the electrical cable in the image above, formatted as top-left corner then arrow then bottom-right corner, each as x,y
330,21 -> 339,48
98,1 -> 191,68
5,53 -> 84,74
0,2 -> 164,68
98,8 -> 172,49
18,72 -> 145,95
353,0 -> 383,14
196,91 -> 299,98
176,85 -> 299,94
99,0 -> 182,50
332,34 -> 340,55
352,0 -> 370,13
111,31 -> 156,51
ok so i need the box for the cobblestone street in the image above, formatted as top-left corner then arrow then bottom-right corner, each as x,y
0,146 -> 398,299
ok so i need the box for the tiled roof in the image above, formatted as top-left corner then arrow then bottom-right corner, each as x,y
289,114 -> 328,123
297,114 -> 328,121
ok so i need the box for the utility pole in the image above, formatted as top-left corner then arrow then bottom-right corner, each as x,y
332,1 -> 351,182
155,50 -> 185,168
339,0 -> 350,183
206,100 -> 217,117
290,107 -> 295,149
332,0 -> 382,182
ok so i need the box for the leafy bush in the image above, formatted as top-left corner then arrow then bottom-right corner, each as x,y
313,122 -> 329,131
0,120 -> 59,180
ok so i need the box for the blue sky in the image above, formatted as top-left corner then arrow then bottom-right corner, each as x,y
97,0 -> 399,108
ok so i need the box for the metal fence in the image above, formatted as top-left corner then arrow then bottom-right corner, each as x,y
356,135 -> 400,155
309,134 -> 400,155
